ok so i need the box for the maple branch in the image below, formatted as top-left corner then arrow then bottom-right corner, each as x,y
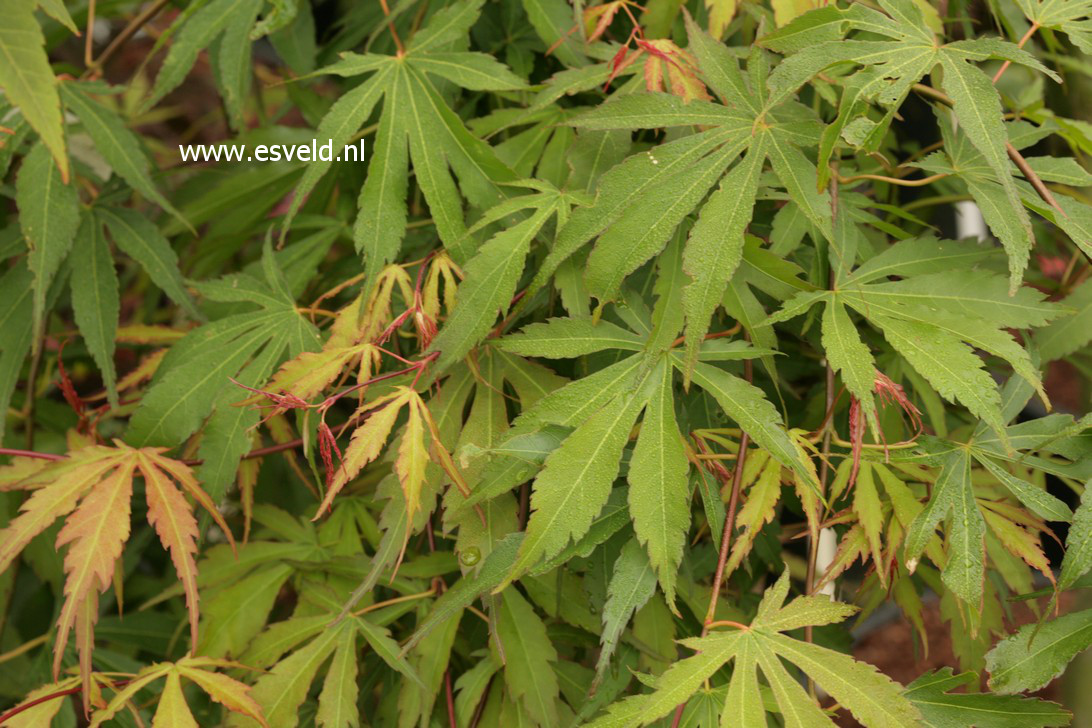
82,0 -> 171,79
837,171 -> 949,187
993,22 -> 1040,84
704,428 -> 749,629
0,447 -> 64,461
351,588 -> 436,617
1007,143 -> 1068,219
0,678 -> 132,724
911,83 -> 1068,219
84,0 -> 96,69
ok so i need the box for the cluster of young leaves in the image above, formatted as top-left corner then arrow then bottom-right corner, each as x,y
2,0 -> 1092,725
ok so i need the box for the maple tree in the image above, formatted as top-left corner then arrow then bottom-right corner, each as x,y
2,0 -> 1092,725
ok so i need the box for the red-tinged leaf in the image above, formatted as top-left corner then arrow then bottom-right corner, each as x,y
585,1 -> 625,41
981,508 -> 1055,585
176,659 -> 269,727
638,39 -> 712,102
313,389 -> 410,518
139,452 -> 203,650
0,451 -> 119,572
53,460 -> 134,679
2,677 -> 83,728
725,455 -> 782,574
854,463 -> 887,587
260,346 -> 363,404
75,590 -> 99,714
396,395 -> 430,535
145,450 -> 236,548
89,663 -> 174,727
0,456 -> 51,490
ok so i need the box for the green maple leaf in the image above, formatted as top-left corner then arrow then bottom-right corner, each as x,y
280,0 -> 526,295
767,237 -> 1065,443
126,242 -> 321,485
527,14 -> 833,375
904,667 -> 1070,727
479,253 -> 809,603
586,570 -> 921,727
902,437 -> 1069,608
761,0 -> 1060,289
1015,0 -> 1092,53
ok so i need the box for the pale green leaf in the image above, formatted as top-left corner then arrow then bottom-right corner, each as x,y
0,0 -> 67,180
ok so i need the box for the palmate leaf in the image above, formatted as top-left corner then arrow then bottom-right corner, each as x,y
231,599 -> 420,728
902,445 -> 1062,607
587,571 -> 920,727
492,305 -> 804,589
87,656 -> 267,728
761,0 -> 1060,287
281,0 -> 523,293
0,443 -> 233,686
543,18 -> 836,354
767,258 -> 1064,442
127,245 -> 321,449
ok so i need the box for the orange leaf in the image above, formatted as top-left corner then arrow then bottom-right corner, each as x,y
396,395 -> 429,536
145,450 -> 235,550
52,460 -> 134,679
313,389 -> 409,518
0,450 -> 118,573
176,659 -> 269,728
139,452 -> 203,650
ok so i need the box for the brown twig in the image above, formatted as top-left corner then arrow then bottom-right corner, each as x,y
837,171 -> 949,188
84,0 -> 96,68
82,0 -> 171,79
1007,143 -> 1067,218
673,358 -> 755,726
0,447 -> 64,461
993,22 -> 1040,84
910,83 -> 1068,219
